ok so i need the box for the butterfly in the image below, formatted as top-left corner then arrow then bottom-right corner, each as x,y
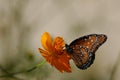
65,34 -> 107,70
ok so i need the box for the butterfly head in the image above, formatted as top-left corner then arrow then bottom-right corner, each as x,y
65,44 -> 73,54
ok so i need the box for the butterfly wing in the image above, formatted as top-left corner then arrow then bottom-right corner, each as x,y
65,34 -> 107,69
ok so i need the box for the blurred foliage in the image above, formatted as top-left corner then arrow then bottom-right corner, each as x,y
0,0 -> 51,80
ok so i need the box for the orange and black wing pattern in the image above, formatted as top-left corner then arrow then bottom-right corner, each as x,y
65,34 -> 107,69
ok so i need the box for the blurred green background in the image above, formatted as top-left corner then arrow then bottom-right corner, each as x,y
0,0 -> 120,80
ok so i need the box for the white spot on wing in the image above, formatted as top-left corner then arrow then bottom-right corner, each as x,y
79,46 -> 82,48
87,42 -> 90,44
89,36 -> 91,39
86,46 -> 89,48
91,40 -> 94,42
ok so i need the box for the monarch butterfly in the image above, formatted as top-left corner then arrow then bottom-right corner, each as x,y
65,34 -> 107,69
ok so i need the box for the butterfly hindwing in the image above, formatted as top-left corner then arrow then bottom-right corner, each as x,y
65,34 -> 107,69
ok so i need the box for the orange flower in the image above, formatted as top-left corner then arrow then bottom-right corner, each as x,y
38,32 -> 71,73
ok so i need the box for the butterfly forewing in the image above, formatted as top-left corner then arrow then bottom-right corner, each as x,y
89,34 -> 107,53
65,34 -> 107,69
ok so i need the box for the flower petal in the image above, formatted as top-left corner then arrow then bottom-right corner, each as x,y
50,51 -> 71,72
41,32 -> 53,52
53,37 -> 65,54
38,48 -> 71,72
38,48 -> 50,57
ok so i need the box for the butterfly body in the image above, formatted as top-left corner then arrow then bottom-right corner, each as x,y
65,34 -> 107,69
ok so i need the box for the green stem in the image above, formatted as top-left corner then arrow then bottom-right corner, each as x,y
0,60 -> 46,78
36,60 -> 46,68
27,60 -> 46,72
